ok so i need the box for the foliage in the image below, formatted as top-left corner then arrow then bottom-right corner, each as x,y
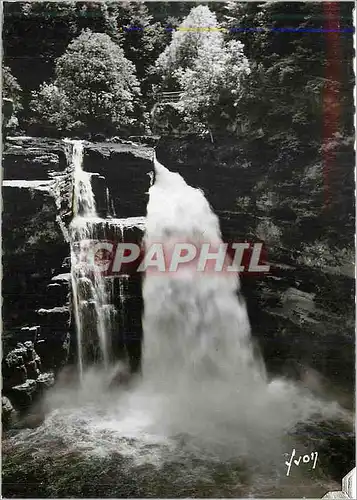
2,1 -> 192,120
3,65 -> 22,111
155,5 -> 250,137
3,2 -> 78,120
223,1 -> 354,148
3,2 -> 231,124
155,5 -> 222,89
31,83 -> 70,134
3,1 -> 354,146
175,38 -> 250,136
2,65 -> 23,133
30,30 -> 141,136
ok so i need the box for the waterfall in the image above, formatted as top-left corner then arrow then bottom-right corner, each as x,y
139,154 -> 344,455
66,139 -> 115,379
106,187 -> 117,217
7,150 -> 347,494
141,155 -> 265,441
142,155 -> 262,389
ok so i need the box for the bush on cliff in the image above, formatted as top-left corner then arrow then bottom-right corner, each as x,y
30,30 -> 142,137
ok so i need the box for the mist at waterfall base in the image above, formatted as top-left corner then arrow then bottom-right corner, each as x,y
4,150 -> 349,497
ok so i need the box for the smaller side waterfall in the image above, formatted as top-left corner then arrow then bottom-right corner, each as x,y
67,139 -> 116,379
106,187 -> 117,217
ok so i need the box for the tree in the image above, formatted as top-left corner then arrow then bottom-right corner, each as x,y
155,5 -> 222,89
175,38 -> 250,137
154,5 -> 250,138
31,29 -> 142,136
30,83 -> 71,134
2,65 -> 23,133
3,65 -> 22,111
222,1 -> 354,149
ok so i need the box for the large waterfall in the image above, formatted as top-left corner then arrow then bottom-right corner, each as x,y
140,155 -> 268,448
142,154 -> 261,389
5,149 -> 349,498
64,145 -> 343,454
137,155 -> 345,457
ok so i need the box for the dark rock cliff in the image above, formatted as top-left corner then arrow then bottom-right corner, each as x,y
83,140 -> 153,217
2,137 -> 151,418
2,138 -> 72,418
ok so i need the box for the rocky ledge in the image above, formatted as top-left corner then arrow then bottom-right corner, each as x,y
2,340 -> 55,424
82,140 -> 153,217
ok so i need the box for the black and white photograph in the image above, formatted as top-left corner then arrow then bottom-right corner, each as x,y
1,1 -> 356,498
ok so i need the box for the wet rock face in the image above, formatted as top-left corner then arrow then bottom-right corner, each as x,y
83,141 -> 153,217
2,183 -> 70,341
3,137 -> 67,180
112,273 -> 143,373
2,139 -> 72,334
2,341 -> 55,413
2,138 -> 73,417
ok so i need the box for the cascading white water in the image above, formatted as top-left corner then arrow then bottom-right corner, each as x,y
137,154 -> 345,457
67,139 -> 115,378
106,187 -> 117,217
142,155 -> 260,386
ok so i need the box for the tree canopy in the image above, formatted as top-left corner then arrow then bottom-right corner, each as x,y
2,1 -> 354,147
155,5 -> 222,87
155,5 -> 250,138
31,30 -> 141,136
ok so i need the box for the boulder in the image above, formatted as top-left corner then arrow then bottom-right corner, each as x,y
36,372 -> 55,393
10,379 -> 38,410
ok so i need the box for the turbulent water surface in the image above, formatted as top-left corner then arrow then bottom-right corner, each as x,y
3,155 -> 352,498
